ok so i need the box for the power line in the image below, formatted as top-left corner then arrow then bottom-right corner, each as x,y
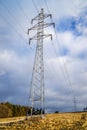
29,34 -> 68,93
29,45 -> 55,85
50,40 -> 69,88
38,0 -> 42,9
29,0 -> 76,111
28,22 -> 62,95
32,0 -> 39,13
54,29 -> 73,90
0,1 -> 25,33
44,38 -> 68,89
16,0 -> 29,21
43,0 -> 79,112
44,0 -> 51,14
43,0 -> 73,90
43,0 -> 77,112
30,0 -> 59,86
0,11 -> 26,44
44,53 -> 59,79
31,0 -> 74,94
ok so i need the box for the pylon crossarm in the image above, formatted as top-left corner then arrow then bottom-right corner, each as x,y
28,22 -> 55,35
43,14 -> 52,19
28,23 -> 39,33
29,34 -> 52,44
44,34 -> 52,40
31,13 -> 52,23
42,23 -> 55,29
29,34 -> 38,44
29,37 -> 37,45
37,34 -> 52,40
31,15 -> 39,24
34,98 -> 41,101
31,12 -> 44,24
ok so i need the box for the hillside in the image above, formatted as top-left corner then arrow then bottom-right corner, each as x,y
0,112 -> 87,130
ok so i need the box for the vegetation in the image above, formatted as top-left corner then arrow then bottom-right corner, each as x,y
0,112 -> 87,130
0,102 -> 44,118
0,102 -> 27,118
83,106 -> 87,111
0,102 -> 87,129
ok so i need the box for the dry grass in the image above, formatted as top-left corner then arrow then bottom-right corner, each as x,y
0,116 -> 25,122
0,112 -> 87,130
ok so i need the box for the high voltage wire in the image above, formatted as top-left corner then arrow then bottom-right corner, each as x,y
29,39 -> 67,92
0,0 -> 30,45
51,40 -> 70,89
44,53 -> 59,79
28,0 -> 79,111
28,43 -> 56,87
29,46 -> 57,90
16,0 -> 29,21
31,0 -> 57,77
1,0 -> 84,111
44,40 -> 70,89
0,0 -> 78,111
43,0 -> 73,89
43,0 -> 79,112
29,40 -> 55,80
43,0 -> 86,86
0,5 -> 30,108
31,0 -> 60,79
30,0 -> 77,103
38,0 -> 42,9
54,32 -> 73,89
0,11 -> 26,44
28,35 -> 63,91
44,0 -> 51,14
0,1 -> 25,33
31,0 -> 73,90
32,0 -> 39,13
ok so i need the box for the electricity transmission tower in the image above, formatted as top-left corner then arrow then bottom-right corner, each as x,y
73,96 -> 77,112
28,8 -> 55,117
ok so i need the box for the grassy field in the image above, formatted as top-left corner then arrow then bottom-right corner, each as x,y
0,112 -> 87,130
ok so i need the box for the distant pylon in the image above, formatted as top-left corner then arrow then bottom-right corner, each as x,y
73,96 -> 77,112
28,8 -> 55,117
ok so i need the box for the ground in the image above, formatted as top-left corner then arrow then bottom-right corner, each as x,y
0,112 -> 87,130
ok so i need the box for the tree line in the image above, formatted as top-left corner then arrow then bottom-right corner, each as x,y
0,102 -> 45,118
0,102 -> 28,118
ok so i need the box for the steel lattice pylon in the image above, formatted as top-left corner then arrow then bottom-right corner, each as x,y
28,8 -> 55,117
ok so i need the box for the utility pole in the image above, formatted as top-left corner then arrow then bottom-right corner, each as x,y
73,96 -> 77,112
28,8 -> 55,117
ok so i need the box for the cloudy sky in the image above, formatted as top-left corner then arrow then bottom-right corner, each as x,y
0,0 -> 87,113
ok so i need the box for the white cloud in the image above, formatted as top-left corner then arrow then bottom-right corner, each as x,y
43,0 -> 87,21
0,0 -> 87,112
43,20 -> 87,111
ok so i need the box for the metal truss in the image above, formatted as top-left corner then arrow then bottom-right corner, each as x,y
28,8 -> 55,117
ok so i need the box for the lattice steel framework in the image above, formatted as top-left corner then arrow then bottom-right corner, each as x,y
28,8 -> 55,116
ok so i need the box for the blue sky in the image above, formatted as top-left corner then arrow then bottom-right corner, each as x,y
57,8 -> 87,37
0,0 -> 87,113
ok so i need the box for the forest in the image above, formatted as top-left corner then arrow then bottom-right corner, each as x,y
0,102 -> 44,118
0,102 -> 28,118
